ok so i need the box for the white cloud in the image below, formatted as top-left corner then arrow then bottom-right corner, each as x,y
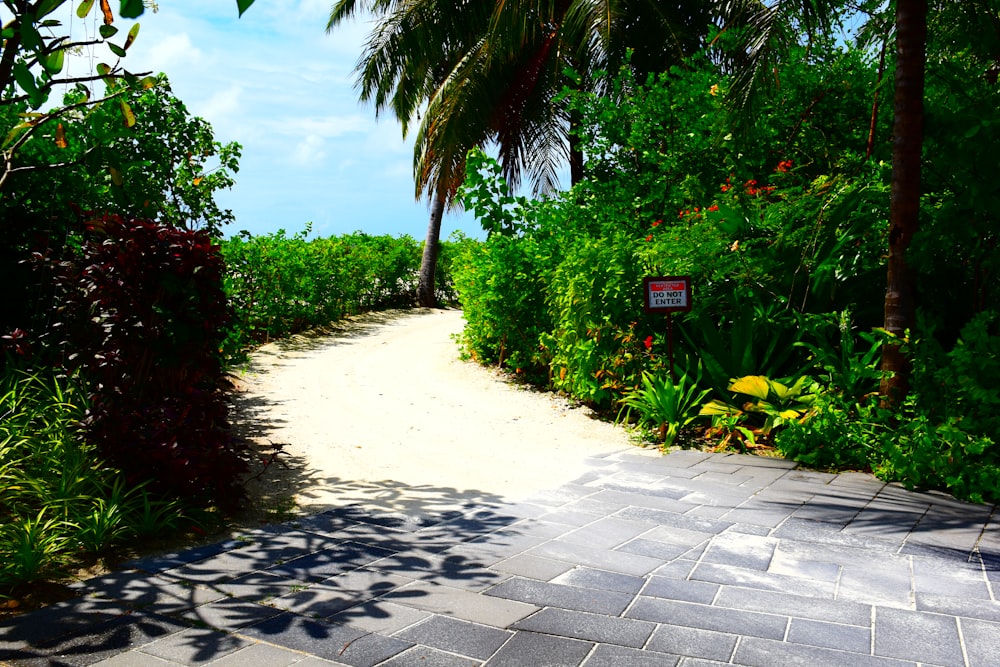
292,134 -> 327,165
196,85 -> 244,124
288,115 -> 370,139
141,32 -> 204,72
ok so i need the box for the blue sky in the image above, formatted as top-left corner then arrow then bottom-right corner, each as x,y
81,0 -> 484,240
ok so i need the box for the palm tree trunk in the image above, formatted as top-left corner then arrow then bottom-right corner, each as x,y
880,0 -> 927,404
417,190 -> 446,308
569,107 -> 584,186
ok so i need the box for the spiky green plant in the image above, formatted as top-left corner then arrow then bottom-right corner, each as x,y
617,366 -> 711,449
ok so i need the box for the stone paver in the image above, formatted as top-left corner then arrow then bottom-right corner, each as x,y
3,450 -> 999,666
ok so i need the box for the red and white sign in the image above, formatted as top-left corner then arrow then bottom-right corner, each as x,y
643,276 -> 692,312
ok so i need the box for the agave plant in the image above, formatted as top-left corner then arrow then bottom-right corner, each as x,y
617,366 -> 711,450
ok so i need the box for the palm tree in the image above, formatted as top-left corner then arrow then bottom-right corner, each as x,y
329,0 -> 710,307
328,0 -> 489,306
880,0 -> 926,402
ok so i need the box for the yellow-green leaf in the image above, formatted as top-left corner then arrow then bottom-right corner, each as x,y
77,0 -> 96,19
119,99 -> 136,127
698,399 -> 741,417
96,62 -> 115,88
728,375 -> 771,400
4,122 -> 33,148
41,48 -> 65,75
124,23 -> 139,50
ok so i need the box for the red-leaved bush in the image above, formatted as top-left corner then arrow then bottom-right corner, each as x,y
39,215 -> 248,508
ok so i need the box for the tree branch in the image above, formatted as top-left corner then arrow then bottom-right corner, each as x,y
0,89 -> 127,189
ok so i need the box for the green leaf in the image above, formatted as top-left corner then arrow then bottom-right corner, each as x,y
12,62 -> 38,97
119,0 -> 145,19
99,24 -> 119,39
20,22 -> 42,52
41,48 -> 65,75
77,0 -> 96,19
237,0 -> 256,16
36,0 -> 67,19
108,43 -> 127,58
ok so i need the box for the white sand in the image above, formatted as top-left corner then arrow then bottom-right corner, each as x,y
232,308 -> 654,519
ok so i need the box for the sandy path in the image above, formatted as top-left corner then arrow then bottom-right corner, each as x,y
232,308 -> 653,519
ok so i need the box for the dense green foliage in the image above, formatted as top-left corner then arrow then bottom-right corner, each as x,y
0,365 -> 186,590
452,36 -> 1000,502
0,77 -> 241,343
220,228 -> 461,354
0,0 -> 259,593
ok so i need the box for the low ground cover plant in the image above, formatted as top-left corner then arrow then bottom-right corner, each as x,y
0,363 -> 186,602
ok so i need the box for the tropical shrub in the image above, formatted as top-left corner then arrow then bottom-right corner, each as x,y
221,229 -> 438,353
794,310 -> 884,401
452,232 -> 553,373
774,392 -> 879,470
37,215 -> 246,507
702,375 -> 819,442
452,33 -> 1000,502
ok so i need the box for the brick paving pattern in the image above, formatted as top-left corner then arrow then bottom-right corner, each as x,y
3,449 -> 999,666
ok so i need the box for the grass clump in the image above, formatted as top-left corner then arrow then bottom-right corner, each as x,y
0,365 -> 187,609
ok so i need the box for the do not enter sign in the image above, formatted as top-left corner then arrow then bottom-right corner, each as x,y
643,276 -> 692,313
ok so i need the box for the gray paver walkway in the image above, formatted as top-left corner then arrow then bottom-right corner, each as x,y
3,449 -> 1000,666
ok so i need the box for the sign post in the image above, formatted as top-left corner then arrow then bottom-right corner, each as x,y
643,276 -> 692,381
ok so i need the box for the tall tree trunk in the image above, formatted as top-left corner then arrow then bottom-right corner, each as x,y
417,191 -> 446,308
880,0 -> 928,404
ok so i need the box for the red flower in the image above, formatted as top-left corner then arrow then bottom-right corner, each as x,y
652,219 -> 662,227
643,335 -> 654,350
707,204 -> 719,212
645,234 -> 653,242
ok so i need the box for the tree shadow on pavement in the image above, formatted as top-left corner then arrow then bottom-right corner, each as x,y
0,477 -> 522,665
